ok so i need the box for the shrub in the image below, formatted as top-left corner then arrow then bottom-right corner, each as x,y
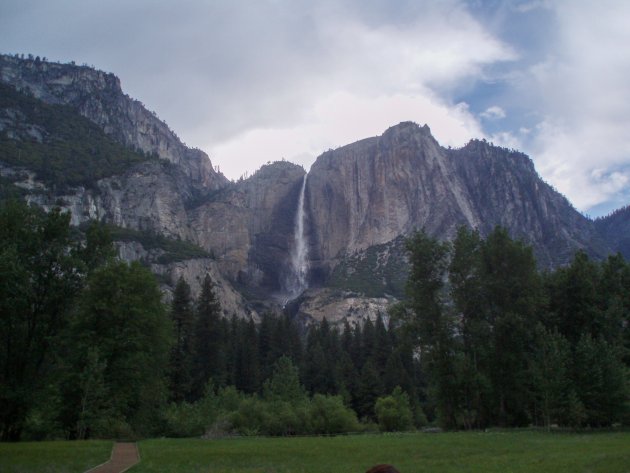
375,387 -> 413,432
163,402 -> 206,438
309,395 -> 360,434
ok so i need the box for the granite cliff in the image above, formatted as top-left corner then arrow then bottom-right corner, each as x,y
1,55 -> 627,326
306,122 -> 608,284
595,206 -> 630,260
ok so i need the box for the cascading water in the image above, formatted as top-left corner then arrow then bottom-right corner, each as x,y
286,174 -> 309,300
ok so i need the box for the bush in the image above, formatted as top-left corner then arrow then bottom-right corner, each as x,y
163,402 -> 206,438
92,417 -> 135,440
229,398 -> 269,435
309,395 -> 360,434
375,387 -> 413,432
262,401 -> 310,436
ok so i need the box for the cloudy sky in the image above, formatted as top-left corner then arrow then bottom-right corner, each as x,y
2,0 -> 629,216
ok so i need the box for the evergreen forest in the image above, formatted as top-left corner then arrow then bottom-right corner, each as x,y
0,200 -> 628,441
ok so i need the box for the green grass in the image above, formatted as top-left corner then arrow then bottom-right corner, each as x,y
130,431 -> 630,473
0,440 -> 112,473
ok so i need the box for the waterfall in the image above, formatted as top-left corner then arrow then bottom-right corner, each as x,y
288,174 -> 309,299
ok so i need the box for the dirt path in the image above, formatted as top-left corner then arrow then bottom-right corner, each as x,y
85,442 -> 140,473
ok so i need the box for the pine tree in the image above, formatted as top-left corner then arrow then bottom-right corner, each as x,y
258,312 -> 273,376
403,231 -> 459,427
355,359 -> 384,419
192,274 -> 224,399
373,314 -> 392,376
262,356 -> 306,404
235,318 -> 260,394
169,277 -> 195,402
335,351 -> 360,407
573,334 -> 628,426
361,318 -> 376,364
548,251 -> 601,344
529,325 -> 572,428
383,350 -> 412,395
303,340 -> 333,394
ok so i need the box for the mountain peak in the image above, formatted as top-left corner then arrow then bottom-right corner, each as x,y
0,53 -> 226,190
383,121 -> 432,137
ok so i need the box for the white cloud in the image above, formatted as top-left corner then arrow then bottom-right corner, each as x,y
523,1 -> 630,212
532,119 -> 630,210
480,105 -> 507,120
208,90 -> 484,179
488,131 -> 522,150
2,1 -> 517,182
199,1 -> 514,179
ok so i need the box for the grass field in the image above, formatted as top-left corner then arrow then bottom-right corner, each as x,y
0,432 -> 627,473
130,431 -> 630,473
0,439 -> 112,473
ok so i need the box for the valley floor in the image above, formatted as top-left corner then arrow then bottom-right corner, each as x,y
1,431 -> 628,473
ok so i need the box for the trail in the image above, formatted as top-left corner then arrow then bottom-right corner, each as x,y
85,442 -> 139,473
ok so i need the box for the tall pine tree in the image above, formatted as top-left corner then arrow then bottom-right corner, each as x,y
169,277 -> 195,402
192,274 -> 224,399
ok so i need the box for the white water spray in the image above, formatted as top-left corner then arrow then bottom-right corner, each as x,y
288,174 -> 309,298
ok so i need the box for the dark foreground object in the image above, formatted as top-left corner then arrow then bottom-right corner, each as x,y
85,442 -> 139,473
366,465 -> 400,473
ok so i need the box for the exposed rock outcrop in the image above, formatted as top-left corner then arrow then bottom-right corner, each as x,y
0,54 -> 226,192
2,56 -> 626,326
595,205 -> 630,259
307,122 -> 608,275
189,161 -> 306,293
292,288 -> 393,329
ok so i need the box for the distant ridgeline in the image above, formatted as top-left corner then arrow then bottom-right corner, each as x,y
0,82 -> 156,191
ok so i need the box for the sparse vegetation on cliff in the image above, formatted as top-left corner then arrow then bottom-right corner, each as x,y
105,224 -> 212,264
0,83 -> 154,190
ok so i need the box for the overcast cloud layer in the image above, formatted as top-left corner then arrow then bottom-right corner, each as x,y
1,0 -> 629,216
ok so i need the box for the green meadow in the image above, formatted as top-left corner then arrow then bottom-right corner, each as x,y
1,431 -> 628,473
0,440 -> 112,473
131,431 -> 630,473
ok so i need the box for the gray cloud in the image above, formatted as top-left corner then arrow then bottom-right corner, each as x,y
2,0 -> 628,214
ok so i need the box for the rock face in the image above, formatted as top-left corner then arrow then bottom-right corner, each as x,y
306,122 -> 607,275
1,56 -> 626,326
595,206 -> 630,259
0,54 -> 226,192
189,161 -> 306,294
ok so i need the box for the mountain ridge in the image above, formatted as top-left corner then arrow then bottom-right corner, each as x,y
1,54 -> 628,325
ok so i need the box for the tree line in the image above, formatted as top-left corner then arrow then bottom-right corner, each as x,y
0,201 -> 421,440
1,200 -> 628,440
164,276 -> 426,433
0,201 -> 171,440
401,227 -> 629,429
